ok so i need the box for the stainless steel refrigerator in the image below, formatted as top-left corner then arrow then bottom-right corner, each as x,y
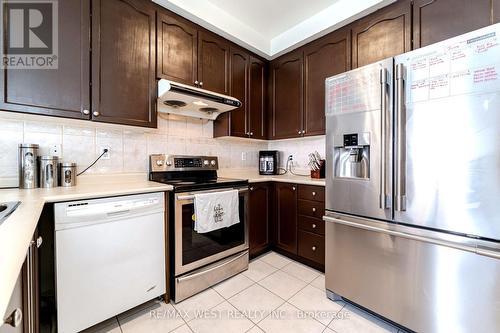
324,23 -> 500,332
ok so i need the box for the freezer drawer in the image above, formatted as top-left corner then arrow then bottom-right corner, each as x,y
324,213 -> 500,333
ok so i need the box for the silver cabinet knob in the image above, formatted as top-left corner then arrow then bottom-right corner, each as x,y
298,131 -> 301,134
292,186 -> 296,191
250,132 -> 253,136
250,187 -> 254,191
312,207 -> 316,212
195,80 -> 199,85
199,81 -> 203,86
312,246 -> 316,251
4,308 -> 22,327
312,224 -> 316,229
302,130 -> 306,134
312,191 -> 316,196
36,236 -> 43,248
93,111 -> 100,117
82,109 -> 90,115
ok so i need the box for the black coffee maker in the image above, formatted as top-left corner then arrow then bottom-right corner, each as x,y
259,151 -> 279,175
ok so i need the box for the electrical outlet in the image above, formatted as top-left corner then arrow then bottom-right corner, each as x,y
241,152 -> 247,161
99,146 -> 111,160
49,144 -> 62,157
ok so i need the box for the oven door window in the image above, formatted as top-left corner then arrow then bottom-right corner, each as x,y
181,196 -> 245,265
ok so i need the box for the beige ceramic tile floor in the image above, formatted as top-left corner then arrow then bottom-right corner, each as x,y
83,251 -> 406,333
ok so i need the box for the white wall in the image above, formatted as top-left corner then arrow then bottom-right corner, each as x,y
268,136 -> 325,171
0,111 -> 325,186
0,111 -> 267,186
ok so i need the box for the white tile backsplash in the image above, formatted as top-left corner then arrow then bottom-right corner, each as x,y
0,111 -> 265,183
268,136 -> 325,170
0,111 -> 324,184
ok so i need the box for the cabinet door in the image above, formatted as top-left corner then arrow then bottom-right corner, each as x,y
157,10 -> 197,86
0,0 -> 90,119
271,50 -> 303,139
198,31 -> 230,95
249,183 -> 270,257
303,28 -> 351,136
275,183 -> 298,254
495,0 -> 500,23
413,0 -> 494,48
229,47 -> 249,138
91,0 -> 156,127
248,56 -> 267,140
352,0 -> 411,68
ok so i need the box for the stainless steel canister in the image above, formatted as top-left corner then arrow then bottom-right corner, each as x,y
38,156 -> 59,188
18,143 -> 39,189
59,163 -> 77,187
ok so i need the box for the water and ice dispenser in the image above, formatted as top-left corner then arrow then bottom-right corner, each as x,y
334,133 -> 370,179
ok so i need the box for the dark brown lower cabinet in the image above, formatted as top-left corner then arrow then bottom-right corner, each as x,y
248,183 -> 271,257
298,230 -> 325,266
274,183 -> 298,254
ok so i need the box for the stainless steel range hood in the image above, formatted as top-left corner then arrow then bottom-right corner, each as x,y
157,79 -> 241,120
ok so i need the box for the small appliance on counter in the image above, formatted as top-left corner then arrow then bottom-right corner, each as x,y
59,162 -> 77,187
259,150 -> 279,175
38,156 -> 59,188
18,143 -> 39,188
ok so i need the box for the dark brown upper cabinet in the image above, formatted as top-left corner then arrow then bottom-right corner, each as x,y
275,183 -> 298,254
228,47 -> 249,138
303,28 -> 351,136
271,50 -> 303,140
351,0 -> 411,68
248,56 -> 267,140
198,31 -> 230,95
495,0 -> 500,23
214,52 -> 268,139
249,183 -> 271,257
91,0 -> 157,128
0,0 -> 90,120
157,11 -> 198,86
413,0 -> 494,48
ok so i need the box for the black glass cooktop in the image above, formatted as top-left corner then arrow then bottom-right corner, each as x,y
150,170 -> 248,192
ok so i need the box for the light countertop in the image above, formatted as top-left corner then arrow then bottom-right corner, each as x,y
0,174 -> 172,318
219,168 -> 326,186
0,169 -> 323,317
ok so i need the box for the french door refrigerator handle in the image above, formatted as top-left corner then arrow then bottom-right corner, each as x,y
323,215 -> 500,260
379,68 -> 389,209
395,63 -> 407,211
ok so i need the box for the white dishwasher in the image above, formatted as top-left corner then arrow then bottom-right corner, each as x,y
54,192 -> 166,333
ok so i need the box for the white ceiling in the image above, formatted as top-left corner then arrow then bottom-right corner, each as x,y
154,0 -> 395,59
207,0 -> 340,39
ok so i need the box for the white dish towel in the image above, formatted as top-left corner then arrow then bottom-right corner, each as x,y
193,189 -> 240,233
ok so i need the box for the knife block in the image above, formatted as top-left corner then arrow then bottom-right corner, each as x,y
310,160 -> 325,179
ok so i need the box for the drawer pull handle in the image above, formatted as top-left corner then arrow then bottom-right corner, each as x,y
312,207 -> 316,212
312,191 -> 316,196
312,224 -> 316,229
312,246 -> 316,251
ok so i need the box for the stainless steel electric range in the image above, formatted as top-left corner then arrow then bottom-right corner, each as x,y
149,154 -> 249,302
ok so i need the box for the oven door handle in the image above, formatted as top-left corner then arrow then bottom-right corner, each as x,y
176,251 -> 249,282
176,188 -> 248,201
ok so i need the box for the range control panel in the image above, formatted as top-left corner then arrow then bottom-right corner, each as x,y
149,154 -> 219,172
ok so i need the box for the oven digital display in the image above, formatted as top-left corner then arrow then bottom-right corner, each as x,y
174,158 -> 202,168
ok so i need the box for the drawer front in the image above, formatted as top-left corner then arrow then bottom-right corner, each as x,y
298,215 -> 325,235
298,200 -> 325,219
298,230 -> 325,265
298,185 -> 325,202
